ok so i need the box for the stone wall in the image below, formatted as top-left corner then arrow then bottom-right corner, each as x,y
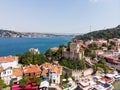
63,67 -> 93,80
62,43 -> 84,60
72,68 -> 93,80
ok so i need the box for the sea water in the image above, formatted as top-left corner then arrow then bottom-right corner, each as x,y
0,36 -> 72,56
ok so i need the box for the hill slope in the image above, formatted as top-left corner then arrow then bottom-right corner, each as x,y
0,29 -> 73,38
75,25 -> 120,41
0,30 -> 22,37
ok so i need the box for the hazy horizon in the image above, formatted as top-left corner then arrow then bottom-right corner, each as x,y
0,0 -> 119,33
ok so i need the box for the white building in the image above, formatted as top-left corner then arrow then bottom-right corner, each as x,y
0,67 -> 12,84
95,50 -> 104,55
29,48 -> 40,54
12,68 -> 23,84
49,65 -> 62,84
41,63 -> 62,84
0,56 -> 19,85
0,56 -> 18,69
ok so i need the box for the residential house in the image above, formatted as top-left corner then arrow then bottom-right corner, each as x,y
99,54 -> 119,64
12,68 -> 23,84
0,56 -> 18,69
0,67 -> 12,84
95,50 -> 104,55
102,47 -> 108,51
23,64 -> 41,78
109,38 -> 120,46
0,56 -> 19,85
49,65 -> 62,84
85,40 -> 94,45
41,63 -> 62,84
91,39 -> 107,47
109,50 -> 120,57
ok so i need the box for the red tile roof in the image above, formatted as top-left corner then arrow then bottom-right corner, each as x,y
41,63 -> 62,74
50,47 -> 59,52
95,50 -> 103,53
23,64 -> 41,74
0,56 -> 18,63
13,68 -> 23,76
41,69 -> 48,77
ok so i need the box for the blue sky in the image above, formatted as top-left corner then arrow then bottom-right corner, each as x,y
0,0 -> 119,33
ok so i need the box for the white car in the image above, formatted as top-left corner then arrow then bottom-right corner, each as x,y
114,75 -> 120,80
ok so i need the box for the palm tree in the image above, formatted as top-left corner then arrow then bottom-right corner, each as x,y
92,58 -> 112,74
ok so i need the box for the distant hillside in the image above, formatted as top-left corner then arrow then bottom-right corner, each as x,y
0,29 -> 73,38
75,25 -> 120,41
0,30 -> 22,38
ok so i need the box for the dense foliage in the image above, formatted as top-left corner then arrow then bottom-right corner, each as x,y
19,76 -> 42,88
75,25 -> 120,41
59,58 -> 87,70
45,45 -> 65,61
92,58 -> 113,74
19,76 -> 30,87
17,52 -> 46,65
0,79 -> 7,88
32,75 -> 42,86
84,43 -> 97,58
60,71 -> 75,85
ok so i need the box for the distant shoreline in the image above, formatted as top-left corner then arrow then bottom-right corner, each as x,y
0,29 -> 76,38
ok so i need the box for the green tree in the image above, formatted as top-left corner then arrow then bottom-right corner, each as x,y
92,58 -> 112,74
90,51 -> 96,59
18,52 -> 46,65
19,76 -> 30,88
75,25 -> 120,41
45,49 -> 54,57
64,73 -> 69,79
102,43 -> 107,47
33,76 -> 42,86
32,75 -> 42,89
45,49 -> 56,62
67,41 -> 72,51
79,58 -> 86,70
84,48 -> 91,57
110,41 -> 115,46
88,43 -> 97,50
0,79 -> 7,88
56,45 -> 64,59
